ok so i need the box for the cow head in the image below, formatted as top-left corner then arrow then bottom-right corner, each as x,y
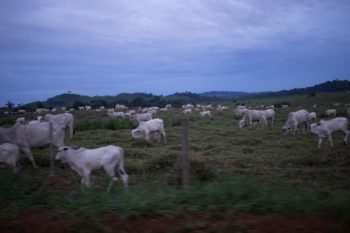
282,125 -> 290,135
55,146 -> 70,160
131,128 -> 144,139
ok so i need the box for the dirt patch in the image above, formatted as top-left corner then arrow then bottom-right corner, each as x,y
0,212 -> 73,233
1,212 -> 349,233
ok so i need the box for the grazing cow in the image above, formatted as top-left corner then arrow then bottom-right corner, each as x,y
217,105 -> 229,111
56,145 -> 128,191
282,109 -> 310,135
131,118 -> 166,143
42,113 -> 74,138
107,110 -> 125,118
202,104 -> 213,110
0,143 -> 20,173
15,117 -> 26,124
183,109 -> 192,114
261,109 -> 275,126
326,109 -> 336,118
310,117 -> 349,148
199,110 -> 211,118
182,104 -> 194,110
130,113 -> 153,123
239,110 -> 267,128
0,121 -> 65,168
115,104 -> 128,110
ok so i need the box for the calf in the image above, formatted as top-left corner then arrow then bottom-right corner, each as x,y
310,117 -> 349,148
131,118 -> 166,143
55,145 -> 128,191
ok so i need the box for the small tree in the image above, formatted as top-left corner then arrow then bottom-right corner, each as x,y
6,101 -> 14,111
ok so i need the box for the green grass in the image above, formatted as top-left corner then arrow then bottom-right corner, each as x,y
1,91 -> 350,219
1,171 -> 349,218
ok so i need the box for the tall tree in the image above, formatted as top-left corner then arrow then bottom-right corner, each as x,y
6,100 -> 14,111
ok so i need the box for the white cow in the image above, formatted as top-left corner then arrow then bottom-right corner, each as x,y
0,121 -> 66,168
107,111 -> 125,118
234,105 -> 247,118
199,110 -> 211,118
131,118 -> 166,143
182,104 -> 194,110
202,104 -> 213,110
282,109 -> 310,135
0,143 -> 20,173
15,117 -> 25,124
183,109 -> 192,114
132,113 -> 153,123
55,145 -> 128,191
261,109 -> 275,126
326,109 -> 336,118
309,112 -> 317,121
239,110 -> 267,128
217,105 -> 229,111
42,113 -> 74,138
310,117 -> 349,148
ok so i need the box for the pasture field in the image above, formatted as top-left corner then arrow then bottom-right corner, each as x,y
1,92 -> 350,232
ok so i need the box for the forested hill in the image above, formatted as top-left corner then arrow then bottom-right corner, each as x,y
201,80 -> 350,99
18,79 -> 350,109
248,79 -> 350,98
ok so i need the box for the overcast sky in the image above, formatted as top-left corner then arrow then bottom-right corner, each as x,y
1,0 -> 350,105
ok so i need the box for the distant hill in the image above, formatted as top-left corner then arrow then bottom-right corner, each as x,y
247,79 -> 350,99
200,91 -> 251,99
17,79 -> 350,109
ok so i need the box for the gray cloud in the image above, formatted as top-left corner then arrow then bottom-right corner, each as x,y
1,0 -> 350,104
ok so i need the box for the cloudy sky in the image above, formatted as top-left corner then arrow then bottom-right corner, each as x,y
1,0 -> 350,105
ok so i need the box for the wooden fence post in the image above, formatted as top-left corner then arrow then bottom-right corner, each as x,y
49,121 -> 54,176
181,119 -> 190,187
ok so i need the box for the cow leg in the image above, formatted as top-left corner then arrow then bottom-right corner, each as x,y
318,138 -> 323,148
21,147 -> 37,168
160,129 -> 167,143
118,161 -> 128,187
104,165 -> 117,192
144,130 -> 150,141
83,171 -> 91,188
343,129 -> 349,145
327,133 -> 334,147
80,177 -> 86,191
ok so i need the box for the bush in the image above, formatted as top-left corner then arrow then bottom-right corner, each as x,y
0,117 -> 15,126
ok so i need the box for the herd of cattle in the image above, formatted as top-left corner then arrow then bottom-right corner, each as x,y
1,103 -> 350,190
